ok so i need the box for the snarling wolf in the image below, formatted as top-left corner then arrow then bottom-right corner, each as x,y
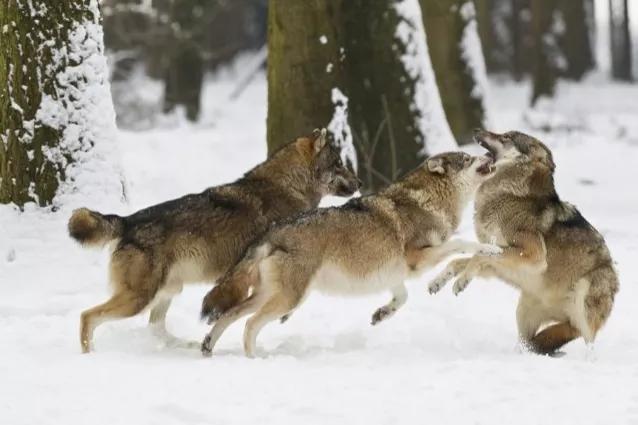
429,129 -> 619,355
68,129 -> 360,353
200,151 -> 499,357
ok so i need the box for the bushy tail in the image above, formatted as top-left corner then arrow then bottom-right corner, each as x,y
201,242 -> 272,323
68,208 -> 124,247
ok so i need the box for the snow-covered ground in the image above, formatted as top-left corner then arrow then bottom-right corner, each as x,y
2,73 -> 638,425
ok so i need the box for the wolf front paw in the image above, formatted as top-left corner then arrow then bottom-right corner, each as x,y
452,274 -> 472,295
428,270 -> 455,294
371,306 -> 396,325
201,335 -> 213,357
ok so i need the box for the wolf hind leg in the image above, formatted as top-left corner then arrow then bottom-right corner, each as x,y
371,283 -> 407,325
516,294 -> 550,348
243,291 -> 304,358
80,289 -> 151,353
201,295 -> 262,356
149,297 -> 200,349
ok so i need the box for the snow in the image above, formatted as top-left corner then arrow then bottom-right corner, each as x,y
394,0 -> 456,155
327,88 -> 357,169
3,68 -> 638,424
34,0 -> 123,209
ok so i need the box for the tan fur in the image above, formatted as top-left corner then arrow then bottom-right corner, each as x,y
201,152 -> 499,357
429,129 -> 619,355
71,129 -> 360,353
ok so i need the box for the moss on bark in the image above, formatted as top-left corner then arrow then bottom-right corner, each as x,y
0,1 -> 96,206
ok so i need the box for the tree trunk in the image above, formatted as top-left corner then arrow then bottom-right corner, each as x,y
609,0 -> 632,81
343,0 -> 439,189
511,0 -> 532,80
267,0 -> 454,192
266,0 -> 345,155
420,0 -> 487,145
0,0 -> 117,206
161,0 -> 206,121
530,0 -> 559,106
559,0 -> 595,80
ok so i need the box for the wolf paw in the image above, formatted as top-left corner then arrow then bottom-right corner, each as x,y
452,274 -> 472,295
371,306 -> 396,325
476,243 -> 502,257
201,335 -> 213,357
428,270 -> 454,294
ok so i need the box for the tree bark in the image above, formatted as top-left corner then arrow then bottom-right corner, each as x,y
0,0 -> 107,206
343,0 -> 438,189
511,0 -> 532,80
420,0 -> 487,145
266,0 -> 344,154
559,0 -> 595,80
530,0 -> 558,106
267,0 -> 452,192
609,0 -> 633,81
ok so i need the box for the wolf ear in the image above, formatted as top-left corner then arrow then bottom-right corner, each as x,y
312,128 -> 327,153
426,157 -> 445,175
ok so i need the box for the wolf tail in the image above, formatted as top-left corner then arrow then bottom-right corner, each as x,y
68,208 -> 124,247
201,242 -> 272,324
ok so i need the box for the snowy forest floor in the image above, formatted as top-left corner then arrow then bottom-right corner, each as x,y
2,73 -> 638,425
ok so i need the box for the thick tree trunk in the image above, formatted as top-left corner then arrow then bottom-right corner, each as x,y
0,0 -> 115,206
161,0 -> 206,121
530,0 -> 559,106
609,0 -> 632,81
266,0 -> 344,155
511,0 -> 532,80
420,0 -> 487,145
559,0 -> 595,80
267,0 -> 453,192
343,0 -> 439,190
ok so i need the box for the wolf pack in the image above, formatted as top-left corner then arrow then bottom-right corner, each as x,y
69,128 -> 618,358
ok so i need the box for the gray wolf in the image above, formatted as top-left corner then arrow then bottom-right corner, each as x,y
200,151 -> 498,357
68,129 -> 360,353
428,129 -> 619,355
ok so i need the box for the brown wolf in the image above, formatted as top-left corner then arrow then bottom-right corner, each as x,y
200,151 -> 499,357
68,129 -> 360,353
428,129 -> 619,355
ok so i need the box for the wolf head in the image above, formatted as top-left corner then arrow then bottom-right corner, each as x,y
260,129 -> 361,199
303,128 -> 361,197
424,151 -> 495,189
473,129 -> 555,172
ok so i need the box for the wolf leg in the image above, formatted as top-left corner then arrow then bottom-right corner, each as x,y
427,258 -> 472,294
371,283 -> 407,325
407,239 -> 500,276
243,293 -> 302,358
201,295 -> 262,356
80,290 -> 150,353
516,294 -> 552,350
149,297 -> 200,349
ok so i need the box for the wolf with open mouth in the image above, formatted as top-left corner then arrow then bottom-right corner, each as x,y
429,129 -> 619,355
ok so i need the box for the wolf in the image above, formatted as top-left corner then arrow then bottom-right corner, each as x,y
68,129 -> 360,353
428,129 -> 619,355
200,151 -> 499,357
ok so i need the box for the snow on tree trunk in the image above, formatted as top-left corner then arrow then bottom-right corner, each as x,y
0,0 -> 122,208
420,0 -> 488,145
267,0 -> 454,192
